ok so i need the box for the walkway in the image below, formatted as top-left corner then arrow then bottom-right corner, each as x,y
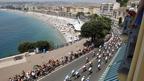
0,39 -> 86,81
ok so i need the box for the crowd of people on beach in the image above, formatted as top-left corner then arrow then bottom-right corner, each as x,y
28,12 -> 80,43
9,45 -> 94,81
64,34 -> 122,81
47,16 -> 80,43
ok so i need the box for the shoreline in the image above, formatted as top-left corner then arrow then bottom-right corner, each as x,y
0,9 -> 84,59
26,12 -> 82,43
0,9 -> 84,43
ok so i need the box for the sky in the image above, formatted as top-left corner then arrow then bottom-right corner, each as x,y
0,0 -> 116,3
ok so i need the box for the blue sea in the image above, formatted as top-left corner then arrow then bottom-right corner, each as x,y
0,11 -> 66,58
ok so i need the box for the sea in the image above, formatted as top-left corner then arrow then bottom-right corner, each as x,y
0,10 -> 66,58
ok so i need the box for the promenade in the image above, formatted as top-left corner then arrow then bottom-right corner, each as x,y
0,39 -> 86,81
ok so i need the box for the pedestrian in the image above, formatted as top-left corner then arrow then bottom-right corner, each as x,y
31,71 -> 36,79
9,78 -> 13,81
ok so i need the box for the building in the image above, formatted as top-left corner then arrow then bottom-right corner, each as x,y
113,7 -> 127,21
100,2 -> 120,17
62,5 -> 100,15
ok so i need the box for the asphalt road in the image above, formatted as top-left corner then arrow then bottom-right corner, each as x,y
38,49 -> 114,81
68,58 -> 111,81
38,50 -> 96,81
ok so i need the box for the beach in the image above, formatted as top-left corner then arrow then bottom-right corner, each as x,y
26,11 -> 84,43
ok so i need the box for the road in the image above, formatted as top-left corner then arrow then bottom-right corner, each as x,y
38,50 -> 95,81
67,58 -> 111,81
38,49 -> 114,81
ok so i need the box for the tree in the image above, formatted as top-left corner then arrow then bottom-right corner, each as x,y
18,41 -> 51,53
90,15 -> 112,32
76,12 -> 85,18
116,0 -> 128,7
101,16 -> 112,31
89,14 -> 99,20
89,14 -> 112,30
81,15 -> 112,46
18,42 -> 34,53
87,12 -> 90,14
81,20 -> 107,46
34,41 -> 51,52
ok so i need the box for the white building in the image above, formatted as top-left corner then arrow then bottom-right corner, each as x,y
113,7 -> 127,21
62,5 -> 100,15
100,2 -> 120,17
